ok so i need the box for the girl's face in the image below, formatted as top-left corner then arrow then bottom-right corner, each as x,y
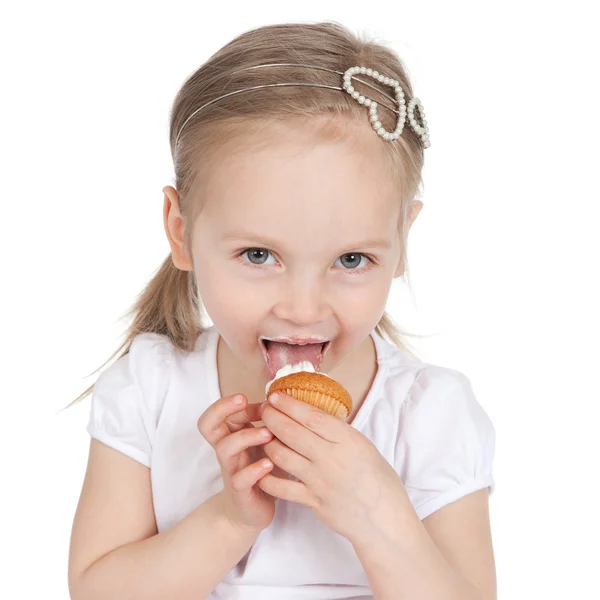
166,118 -> 421,381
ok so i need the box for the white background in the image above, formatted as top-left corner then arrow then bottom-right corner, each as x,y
1,1 -> 598,598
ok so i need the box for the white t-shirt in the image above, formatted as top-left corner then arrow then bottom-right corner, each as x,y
87,325 -> 496,600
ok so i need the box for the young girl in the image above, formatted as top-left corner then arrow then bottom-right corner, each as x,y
67,21 -> 496,600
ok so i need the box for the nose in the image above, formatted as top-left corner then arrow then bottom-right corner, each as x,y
273,274 -> 331,326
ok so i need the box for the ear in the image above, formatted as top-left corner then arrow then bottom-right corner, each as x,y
393,200 -> 423,278
163,185 -> 193,271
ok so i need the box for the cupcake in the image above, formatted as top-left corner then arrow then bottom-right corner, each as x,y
265,361 -> 353,420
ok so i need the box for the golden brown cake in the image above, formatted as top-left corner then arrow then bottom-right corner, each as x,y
268,371 -> 353,420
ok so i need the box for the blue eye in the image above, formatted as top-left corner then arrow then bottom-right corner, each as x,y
238,248 -> 374,273
242,248 -> 277,266
333,253 -> 371,270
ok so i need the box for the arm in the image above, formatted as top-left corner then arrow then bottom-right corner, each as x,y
69,439 -> 259,600
352,489 -> 495,600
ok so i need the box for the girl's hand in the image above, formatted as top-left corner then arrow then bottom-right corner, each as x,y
197,394 -> 276,533
258,392 -> 418,546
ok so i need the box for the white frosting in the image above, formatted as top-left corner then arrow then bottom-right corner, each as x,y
265,360 -> 331,395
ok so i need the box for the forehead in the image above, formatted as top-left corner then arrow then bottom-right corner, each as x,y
197,118 -> 401,247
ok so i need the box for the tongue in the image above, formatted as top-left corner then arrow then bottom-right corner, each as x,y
265,342 -> 324,380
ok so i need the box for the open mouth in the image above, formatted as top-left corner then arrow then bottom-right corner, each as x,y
260,339 -> 331,380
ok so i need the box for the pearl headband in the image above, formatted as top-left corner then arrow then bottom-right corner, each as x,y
174,63 -> 430,149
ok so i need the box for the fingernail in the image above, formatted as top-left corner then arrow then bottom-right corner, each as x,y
269,393 -> 279,405
233,395 -> 244,405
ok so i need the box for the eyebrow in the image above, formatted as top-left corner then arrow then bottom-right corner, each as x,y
221,230 -> 391,251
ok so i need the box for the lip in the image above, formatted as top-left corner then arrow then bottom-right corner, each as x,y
261,335 -> 329,345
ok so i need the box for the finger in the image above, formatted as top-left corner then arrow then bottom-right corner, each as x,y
226,401 -> 267,431
262,437 -> 312,483
266,392 -> 344,442
261,401 -> 325,461
230,457 -> 275,492
257,473 -> 314,507
215,426 -> 273,472
197,394 -> 253,445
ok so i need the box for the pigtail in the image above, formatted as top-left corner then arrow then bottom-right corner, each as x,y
126,254 -> 201,353
376,312 -> 424,363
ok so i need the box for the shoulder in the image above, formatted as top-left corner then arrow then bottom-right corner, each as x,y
87,332 -> 176,466
129,331 -> 175,363
373,332 -> 492,431
395,364 -> 496,514
92,332 -> 175,418
402,364 -> 494,438
373,334 -> 486,417
126,332 -> 175,380
98,331 -> 173,380
372,336 -> 497,517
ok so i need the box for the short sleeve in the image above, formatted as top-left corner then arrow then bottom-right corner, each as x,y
86,333 -> 172,467
395,366 -> 496,520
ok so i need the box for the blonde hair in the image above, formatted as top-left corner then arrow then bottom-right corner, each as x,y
67,21 -> 430,408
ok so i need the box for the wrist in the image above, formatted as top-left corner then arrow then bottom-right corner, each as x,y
350,510 -> 426,557
212,492 -> 264,541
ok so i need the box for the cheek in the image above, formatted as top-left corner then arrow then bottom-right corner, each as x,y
193,262 -> 266,335
333,276 -> 391,315
200,281 -> 258,323
329,280 -> 392,351
194,257 -> 240,302
196,257 -> 279,310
